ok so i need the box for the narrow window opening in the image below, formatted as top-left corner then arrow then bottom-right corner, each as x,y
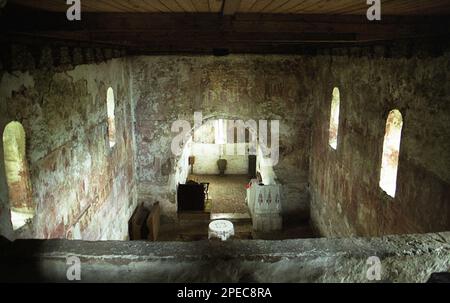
2,121 -> 34,230
329,87 -> 340,150
107,87 -> 116,148
379,109 -> 403,198
215,119 -> 227,145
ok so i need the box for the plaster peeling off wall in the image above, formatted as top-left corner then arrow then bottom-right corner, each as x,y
0,58 -> 138,240
169,137 -> 192,191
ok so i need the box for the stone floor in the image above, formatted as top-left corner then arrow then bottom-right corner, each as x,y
158,216 -> 316,242
158,217 -> 253,241
188,174 -> 250,214
157,174 -> 315,241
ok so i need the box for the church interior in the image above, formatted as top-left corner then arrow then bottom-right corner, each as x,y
0,0 -> 449,283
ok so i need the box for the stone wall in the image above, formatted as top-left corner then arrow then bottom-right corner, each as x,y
1,232 -> 448,282
1,39 -> 449,241
309,44 -> 450,237
131,56 -> 314,221
0,44 -> 137,240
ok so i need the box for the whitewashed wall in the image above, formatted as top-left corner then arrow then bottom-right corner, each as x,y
191,143 -> 248,175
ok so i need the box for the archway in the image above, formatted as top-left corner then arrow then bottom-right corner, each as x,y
2,122 -> 34,230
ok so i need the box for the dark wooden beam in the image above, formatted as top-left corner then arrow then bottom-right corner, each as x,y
222,0 -> 241,16
2,5 -> 450,54
3,6 -> 449,33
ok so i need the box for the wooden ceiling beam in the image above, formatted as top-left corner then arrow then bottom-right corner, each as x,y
8,0 -> 450,15
3,10 -> 449,34
2,6 -> 449,53
222,0 -> 241,15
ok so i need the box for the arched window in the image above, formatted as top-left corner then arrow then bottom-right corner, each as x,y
379,109 -> 403,198
2,122 -> 34,230
107,87 -> 116,148
214,119 -> 227,145
328,87 -> 340,150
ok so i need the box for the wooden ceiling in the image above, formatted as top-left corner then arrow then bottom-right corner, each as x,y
9,0 -> 450,15
2,1 -> 450,54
